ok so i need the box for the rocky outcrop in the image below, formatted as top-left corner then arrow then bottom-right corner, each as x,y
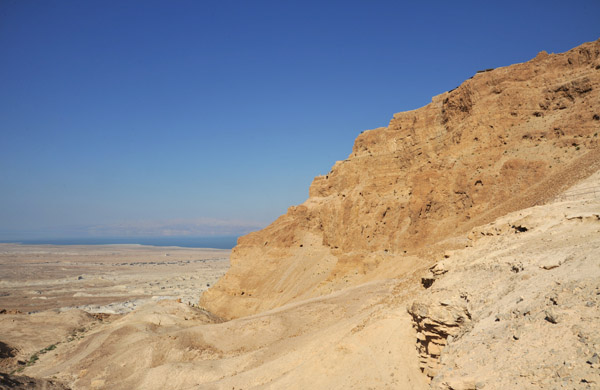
201,39 -> 600,319
408,298 -> 471,380
410,173 -> 600,389
0,373 -> 69,390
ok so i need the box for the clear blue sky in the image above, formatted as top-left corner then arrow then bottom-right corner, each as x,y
1,0 -> 599,240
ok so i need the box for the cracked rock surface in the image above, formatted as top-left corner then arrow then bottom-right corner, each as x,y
414,172 -> 600,389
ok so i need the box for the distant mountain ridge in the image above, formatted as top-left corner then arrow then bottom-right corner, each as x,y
201,39 -> 600,319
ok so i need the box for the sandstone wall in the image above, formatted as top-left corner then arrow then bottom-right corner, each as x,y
201,39 -> 600,319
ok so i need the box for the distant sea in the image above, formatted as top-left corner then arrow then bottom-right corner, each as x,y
0,236 -> 238,249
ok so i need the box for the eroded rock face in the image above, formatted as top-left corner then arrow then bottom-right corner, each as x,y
408,298 -> 472,380
201,39 -> 600,319
417,179 -> 600,390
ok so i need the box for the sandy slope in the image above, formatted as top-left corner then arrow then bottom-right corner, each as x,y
18,280 -> 427,389
1,171 -> 597,389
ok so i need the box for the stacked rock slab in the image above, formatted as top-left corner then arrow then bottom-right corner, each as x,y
408,298 -> 472,380
201,39 -> 600,320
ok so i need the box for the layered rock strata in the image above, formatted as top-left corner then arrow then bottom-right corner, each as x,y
408,297 -> 471,380
201,39 -> 600,319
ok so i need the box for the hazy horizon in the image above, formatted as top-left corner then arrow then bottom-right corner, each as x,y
0,235 -> 240,249
0,217 -> 265,242
1,0 -> 599,240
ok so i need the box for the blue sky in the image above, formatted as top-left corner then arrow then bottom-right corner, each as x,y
1,0 -> 599,240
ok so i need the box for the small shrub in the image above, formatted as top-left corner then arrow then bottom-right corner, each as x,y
23,344 -> 58,367
27,354 -> 39,365
41,344 -> 56,353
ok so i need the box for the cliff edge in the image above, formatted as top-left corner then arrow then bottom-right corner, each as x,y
201,39 -> 600,320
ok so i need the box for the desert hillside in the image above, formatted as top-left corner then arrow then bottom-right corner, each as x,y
2,39 -> 599,390
201,39 -> 600,320
7,167 -> 600,390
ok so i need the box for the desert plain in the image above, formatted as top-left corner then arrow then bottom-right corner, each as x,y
0,244 -> 230,314
0,245 -> 230,388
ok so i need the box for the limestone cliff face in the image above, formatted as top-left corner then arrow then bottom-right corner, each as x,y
201,39 -> 600,319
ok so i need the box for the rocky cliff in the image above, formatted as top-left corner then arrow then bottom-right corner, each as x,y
201,39 -> 600,320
